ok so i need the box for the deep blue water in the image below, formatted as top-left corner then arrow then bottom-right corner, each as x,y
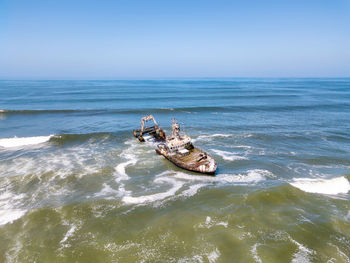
1,79 -> 350,137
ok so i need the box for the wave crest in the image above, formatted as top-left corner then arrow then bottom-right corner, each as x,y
290,176 -> 350,195
0,135 -> 53,148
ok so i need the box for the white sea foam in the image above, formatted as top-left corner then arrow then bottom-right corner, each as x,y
231,145 -> 252,149
115,159 -> 136,181
211,149 -> 247,161
206,216 -> 211,225
289,237 -> 315,263
60,225 -> 77,245
0,145 -> 107,219
192,133 -> 231,143
200,134 -> 231,138
93,183 -> 119,199
0,135 -> 53,148
216,221 -> 228,228
246,169 -> 274,180
0,145 -> 103,179
180,184 -> 205,197
160,169 -> 269,204
5,239 -> 23,263
198,216 -> 228,229
114,139 -> 140,197
122,177 -> 184,204
173,169 -> 269,184
217,171 -> 265,183
207,248 -> 220,263
178,255 -> 204,263
116,140 -> 139,177
0,189 -> 27,226
251,243 -> 262,263
290,176 -> 350,195
0,209 -> 26,226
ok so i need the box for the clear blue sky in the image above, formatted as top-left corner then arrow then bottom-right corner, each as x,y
1,0 -> 349,79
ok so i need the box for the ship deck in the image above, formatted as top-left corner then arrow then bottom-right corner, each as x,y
175,148 -> 210,165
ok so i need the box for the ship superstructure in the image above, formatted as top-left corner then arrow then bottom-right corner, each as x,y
134,116 -> 217,175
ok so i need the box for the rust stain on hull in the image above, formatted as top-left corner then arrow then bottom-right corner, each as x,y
156,147 -> 217,175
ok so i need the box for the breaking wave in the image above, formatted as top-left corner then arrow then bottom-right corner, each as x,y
0,135 -> 54,148
290,176 -> 350,195
0,132 -> 118,149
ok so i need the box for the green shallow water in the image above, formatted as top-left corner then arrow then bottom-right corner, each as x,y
1,183 -> 350,262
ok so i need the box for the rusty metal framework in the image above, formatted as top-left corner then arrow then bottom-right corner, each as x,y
133,115 -> 165,142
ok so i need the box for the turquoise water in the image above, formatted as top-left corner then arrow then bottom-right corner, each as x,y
0,79 -> 350,262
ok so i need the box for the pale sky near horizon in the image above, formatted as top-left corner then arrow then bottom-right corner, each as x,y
1,0 -> 350,79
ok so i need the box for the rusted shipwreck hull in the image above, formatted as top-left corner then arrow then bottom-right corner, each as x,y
133,115 -> 217,175
156,144 -> 217,175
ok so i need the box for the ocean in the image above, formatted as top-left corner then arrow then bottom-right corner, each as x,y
0,79 -> 350,262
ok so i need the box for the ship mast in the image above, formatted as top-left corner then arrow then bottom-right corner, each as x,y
171,119 -> 181,140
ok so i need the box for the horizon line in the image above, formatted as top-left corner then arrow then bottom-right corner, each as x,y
1,77 -> 350,81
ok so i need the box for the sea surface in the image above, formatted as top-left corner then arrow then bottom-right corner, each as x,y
0,79 -> 350,262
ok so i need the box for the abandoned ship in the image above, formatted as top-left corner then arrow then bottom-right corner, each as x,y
133,115 -> 217,175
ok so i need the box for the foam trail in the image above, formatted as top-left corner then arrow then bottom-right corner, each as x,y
232,145 -> 252,149
251,243 -> 262,263
114,139 -> 140,196
60,225 -> 77,245
0,135 -> 53,148
199,134 -> 231,138
289,237 -> 315,263
173,169 -> 269,184
211,149 -> 247,161
290,176 -> 350,195
122,177 -> 184,204
181,184 -> 206,197
115,159 -> 136,181
192,133 -> 231,143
